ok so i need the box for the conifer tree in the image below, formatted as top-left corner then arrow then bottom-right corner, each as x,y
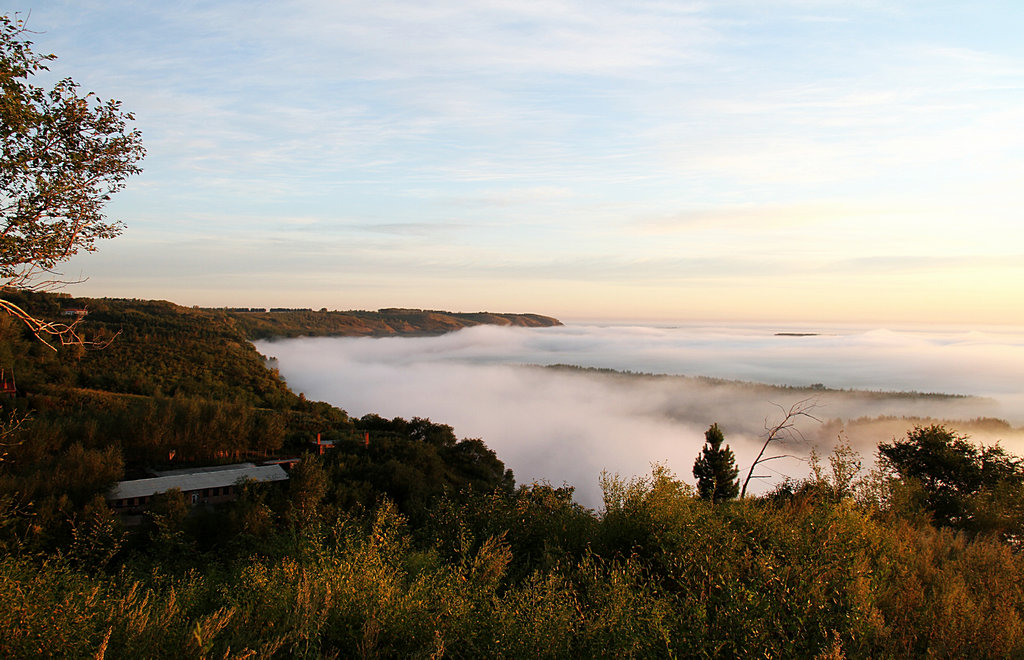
693,423 -> 739,503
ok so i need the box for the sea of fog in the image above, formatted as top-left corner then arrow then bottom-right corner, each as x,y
255,322 -> 1024,507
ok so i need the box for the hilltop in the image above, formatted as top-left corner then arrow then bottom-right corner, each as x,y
0,289 -> 523,527
1,291 -> 560,400
221,306 -> 562,339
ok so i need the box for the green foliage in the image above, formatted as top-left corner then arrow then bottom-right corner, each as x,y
427,482 -> 596,581
879,424 -> 1024,539
816,433 -> 864,501
4,470 -> 1024,658
865,519 -> 1024,657
0,290 -> 301,408
693,422 -> 740,503
325,414 -> 514,523
0,14 -> 144,289
4,289 -> 1024,656
287,454 -> 328,531
226,478 -> 277,549
145,488 -> 194,559
228,307 -> 561,340
66,494 -> 124,570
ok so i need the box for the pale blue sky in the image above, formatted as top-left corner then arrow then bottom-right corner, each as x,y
14,1 -> 1024,322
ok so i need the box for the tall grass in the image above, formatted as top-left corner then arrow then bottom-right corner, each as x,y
2,472 -> 1023,658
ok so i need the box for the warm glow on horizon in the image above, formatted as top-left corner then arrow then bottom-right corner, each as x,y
28,1 -> 1021,325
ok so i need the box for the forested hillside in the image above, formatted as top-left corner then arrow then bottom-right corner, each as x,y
3,291 -> 1024,658
0,291 -> 515,548
225,307 -> 561,339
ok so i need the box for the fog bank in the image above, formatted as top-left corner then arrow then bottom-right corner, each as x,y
256,323 -> 1024,507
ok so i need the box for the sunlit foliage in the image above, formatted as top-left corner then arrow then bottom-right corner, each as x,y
2,293 -> 1024,657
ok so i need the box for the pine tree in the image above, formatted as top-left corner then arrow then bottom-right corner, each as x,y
693,423 -> 739,503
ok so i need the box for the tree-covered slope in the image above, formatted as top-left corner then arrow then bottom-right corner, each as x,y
3,291 -> 560,401
0,290 -> 517,550
224,306 -> 562,339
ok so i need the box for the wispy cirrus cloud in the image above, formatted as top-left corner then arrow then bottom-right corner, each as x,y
26,0 -> 1024,321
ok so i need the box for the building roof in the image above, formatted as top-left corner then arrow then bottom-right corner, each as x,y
152,462 -> 258,477
108,463 -> 288,501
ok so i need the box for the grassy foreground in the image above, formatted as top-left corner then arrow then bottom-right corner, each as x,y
2,466 -> 1023,659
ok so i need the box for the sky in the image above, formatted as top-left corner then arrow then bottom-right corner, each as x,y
256,323 -> 1024,506
12,1 -> 1024,323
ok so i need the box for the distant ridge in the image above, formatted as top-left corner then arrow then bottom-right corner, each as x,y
224,307 -> 562,340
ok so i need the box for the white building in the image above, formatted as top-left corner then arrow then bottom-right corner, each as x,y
107,462 -> 289,513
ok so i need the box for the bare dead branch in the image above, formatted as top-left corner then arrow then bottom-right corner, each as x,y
740,397 -> 822,498
0,410 -> 28,443
0,296 -> 119,351
0,409 -> 30,463
3,262 -> 88,292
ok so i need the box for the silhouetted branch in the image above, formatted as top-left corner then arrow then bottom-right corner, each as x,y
0,409 -> 30,463
741,398 -> 822,498
0,296 -> 119,351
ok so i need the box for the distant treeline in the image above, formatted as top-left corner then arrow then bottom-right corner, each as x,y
210,307 -> 315,313
543,363 -> 970,399
227,307 -> 562,340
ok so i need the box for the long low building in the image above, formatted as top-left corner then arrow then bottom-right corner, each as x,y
108,462 -> 289,511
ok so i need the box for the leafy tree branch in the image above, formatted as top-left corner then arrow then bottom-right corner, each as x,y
1,13 -> 143,347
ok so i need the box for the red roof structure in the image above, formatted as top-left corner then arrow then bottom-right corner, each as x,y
0,369 -> 15,397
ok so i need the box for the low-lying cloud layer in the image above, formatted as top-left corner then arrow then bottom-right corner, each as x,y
256,323 -> 1024,507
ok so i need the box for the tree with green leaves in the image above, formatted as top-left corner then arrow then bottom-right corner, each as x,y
1,14 -> 144,347
879,424 -> 1024,538
693,423 -> 739,503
